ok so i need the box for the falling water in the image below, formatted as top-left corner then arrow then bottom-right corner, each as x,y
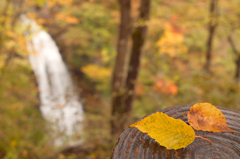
22,16 -> 84,146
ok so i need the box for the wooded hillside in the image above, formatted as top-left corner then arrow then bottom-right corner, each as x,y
1,0 -> 240,158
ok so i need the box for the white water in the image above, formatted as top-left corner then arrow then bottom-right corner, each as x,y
22,16 -> 84,145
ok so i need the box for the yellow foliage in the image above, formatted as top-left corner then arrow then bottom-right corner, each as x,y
57,154 -> 66,159
0,54 -> 7,70
5,40 -> 16,49
130,112 -> 195,150
10,140 -> 17,147
6,31 -> 16,38
90,153 -> 97,159
0,1 -> 28,67
101,49 -> 110,63
81,65 -> 111,82
11,103 -> 24,110
156,23 -> 188,57
55,13 -> 79,24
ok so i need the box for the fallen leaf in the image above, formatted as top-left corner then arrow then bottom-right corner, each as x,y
187,103 -> 234,133
129,112 -> 195,150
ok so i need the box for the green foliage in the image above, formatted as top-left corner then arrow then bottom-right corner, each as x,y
0,65 -> 55,158
59,2 -> 116,66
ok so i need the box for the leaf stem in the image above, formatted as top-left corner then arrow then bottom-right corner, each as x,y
195,136 -> 212,144
182,111 -> 188,116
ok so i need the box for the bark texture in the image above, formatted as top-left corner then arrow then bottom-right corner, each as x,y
111,0 -> 151,137
111,0 -> 131,136
124,0 -> 151,113
204,0 -> 218,72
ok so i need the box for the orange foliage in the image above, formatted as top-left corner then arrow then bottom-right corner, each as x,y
135,84 -> 144,96
55,13 -> 79,24
154,79 -> 178,95
27,12 -> 37,19
6,31 -> 16,38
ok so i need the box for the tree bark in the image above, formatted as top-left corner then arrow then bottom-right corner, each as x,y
111,0 -> 151,137
235,59 -> 240,79
124,0 -> 151,113
111,0 -> 131,136
204,0 -> 218,72
228,32 -> 240,79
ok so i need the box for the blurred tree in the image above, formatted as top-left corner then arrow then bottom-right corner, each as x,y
111,0 -> 151,137
204,0 -> 218,72
111,0 -> 131,136
228,30 -> 240,79
124,0 -> 151,120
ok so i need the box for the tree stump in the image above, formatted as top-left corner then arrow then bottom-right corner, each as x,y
111,104 -> 240,159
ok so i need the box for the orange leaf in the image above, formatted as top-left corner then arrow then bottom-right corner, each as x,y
187,103 -> 234,133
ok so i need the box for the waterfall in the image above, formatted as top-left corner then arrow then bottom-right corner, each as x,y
22,16 -> 84,146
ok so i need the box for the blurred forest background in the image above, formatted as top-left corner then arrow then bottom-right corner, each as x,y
1,0 -> 240,158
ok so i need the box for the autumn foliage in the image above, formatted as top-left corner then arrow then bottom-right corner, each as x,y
154,78 -> 178,96
156,23 -> 188,57
130,103 -> 233,150
1,0 -> 240,158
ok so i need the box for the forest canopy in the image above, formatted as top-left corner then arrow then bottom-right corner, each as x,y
1,0 -> 240,158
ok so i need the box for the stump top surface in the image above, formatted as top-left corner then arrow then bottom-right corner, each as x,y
111,104 -> 240,159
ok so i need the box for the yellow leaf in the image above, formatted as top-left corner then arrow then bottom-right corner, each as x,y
129,112 -> 195,150
188,103 -> 234,133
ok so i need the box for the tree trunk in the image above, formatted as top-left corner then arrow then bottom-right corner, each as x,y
228,32 -> 240,80
204,0 -> 218,72
111,0 -> 151,137
111,0 -> 131,136
235,59 -> 240,79
124,0 -> 151,113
